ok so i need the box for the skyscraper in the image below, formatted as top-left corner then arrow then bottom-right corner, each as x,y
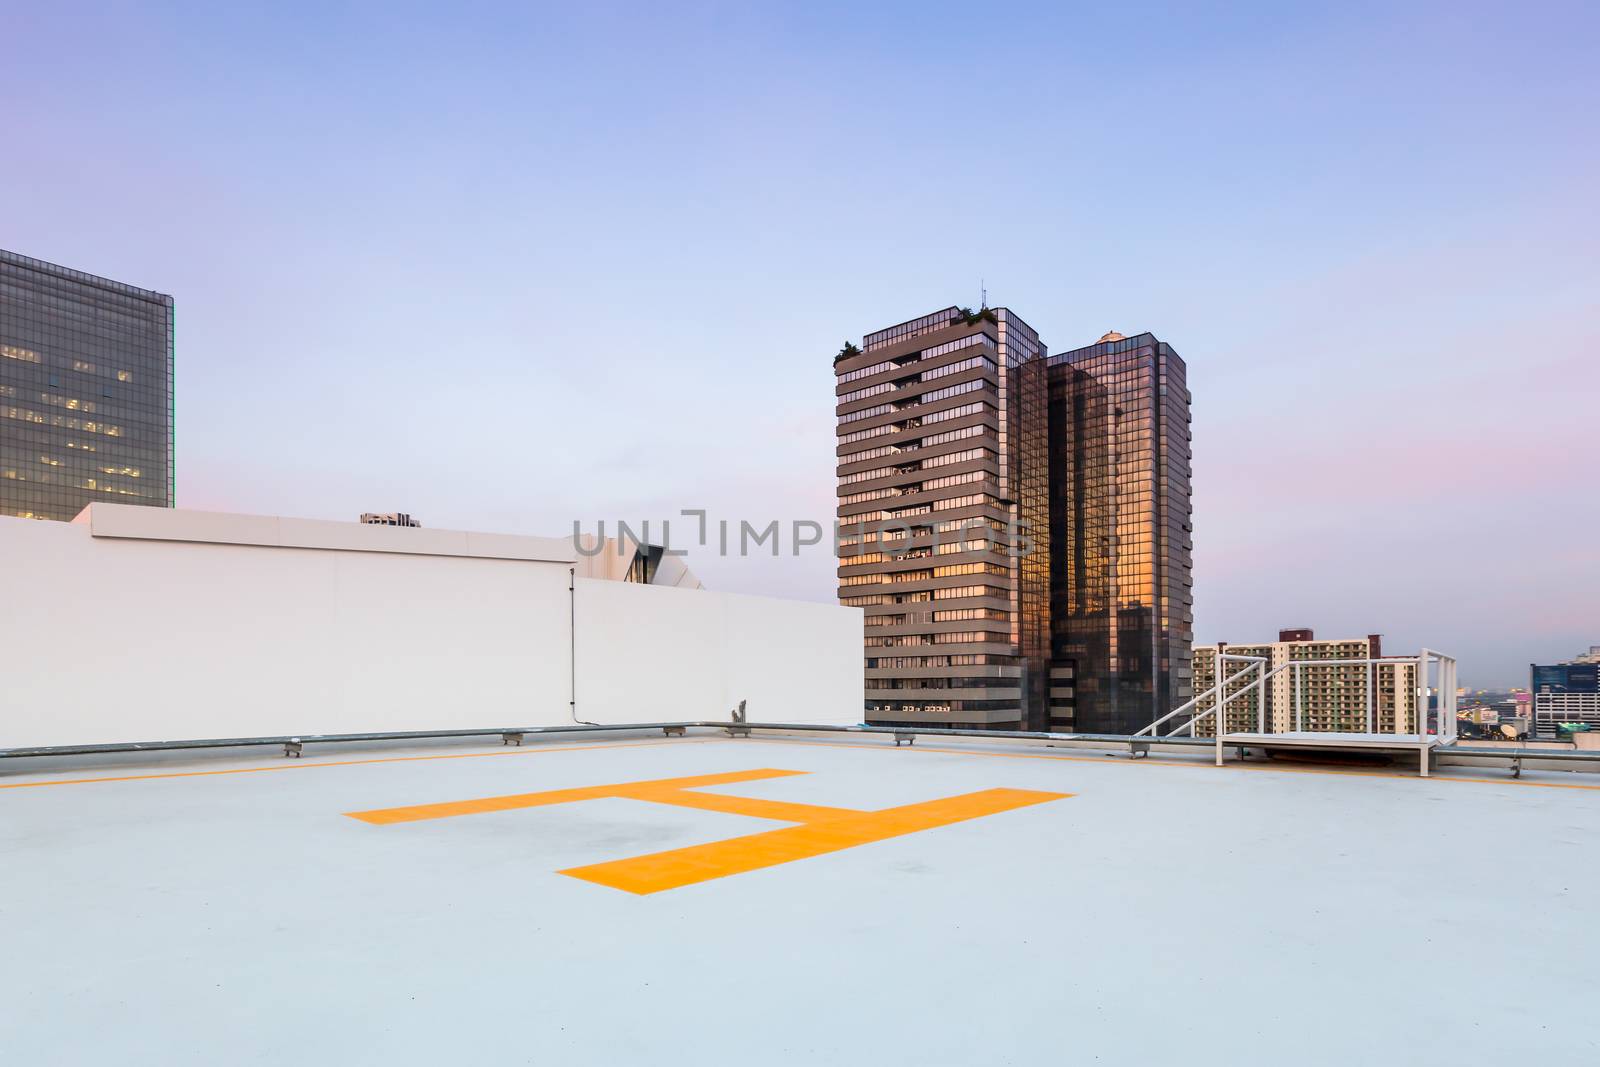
836,308 -> 1191,734
836,307 -> 1044,729
0,249 -> 174,521
1046,331 -> 1193,734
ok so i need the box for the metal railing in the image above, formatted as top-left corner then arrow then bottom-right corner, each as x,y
1135,654 -> 1267,766
0,718 -> 1223,763
5,710 -> 1599,783
0,722 -> 710,760
1137,649 -> 1459,750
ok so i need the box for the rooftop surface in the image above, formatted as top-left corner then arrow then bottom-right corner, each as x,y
6,731 -> 1598,1065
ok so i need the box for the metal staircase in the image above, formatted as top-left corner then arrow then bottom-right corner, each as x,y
1137,649 -> 1458,776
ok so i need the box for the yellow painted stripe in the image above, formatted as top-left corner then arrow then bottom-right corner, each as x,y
344,768 -> 810,825
0,737 -> 713,792
560,787 -> 1070,894
347,762 -> 1071,894
611,781 -> 857,824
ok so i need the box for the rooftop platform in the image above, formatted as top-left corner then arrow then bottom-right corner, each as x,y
6,730 -> 1598,1064
1222,730 -> 1443,772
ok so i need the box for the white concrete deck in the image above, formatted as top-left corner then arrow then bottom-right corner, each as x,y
1222,731 -> 1443,774
5,731 -> 1598,1065
1224,730 -> 1437,748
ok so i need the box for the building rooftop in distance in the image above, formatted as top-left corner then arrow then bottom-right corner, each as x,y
5,729 -> 1597,1064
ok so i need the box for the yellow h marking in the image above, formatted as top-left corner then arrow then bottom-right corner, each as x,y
346,769 -> 1070,894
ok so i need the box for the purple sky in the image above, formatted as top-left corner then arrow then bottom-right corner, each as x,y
6,2 -> 1597,687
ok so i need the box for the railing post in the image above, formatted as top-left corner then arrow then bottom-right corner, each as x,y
1365,658 -> 1375,735
1410,659 -> 1418,735
1447,657 -> 1458,741
1435,655 -> 1442,738
1453,657 -> 1459,738
1295,661 -> 1303,733
1418,649 -> 1431,737
1441,653 -> 1450,738
1256,661 -> 1266,734
1215,691 -> 1224,765
1440,655 -> 1448,738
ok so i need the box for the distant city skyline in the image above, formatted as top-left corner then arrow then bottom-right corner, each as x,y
5,2 -> 1596,688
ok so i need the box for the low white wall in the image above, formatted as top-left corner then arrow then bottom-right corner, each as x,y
0,514 -> 861,750
573,578 -> 860,725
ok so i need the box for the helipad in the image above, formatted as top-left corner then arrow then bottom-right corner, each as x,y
5,731 -> 1597,1065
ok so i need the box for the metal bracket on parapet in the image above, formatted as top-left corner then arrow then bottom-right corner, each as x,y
283,740 -> 303,758
1511,755 -> 1522,779
894,732 -> 916,747
1129,740 -> 1150,759
726,699 -> 750,737
502,732 -> 524,746
662,725 -> 687,737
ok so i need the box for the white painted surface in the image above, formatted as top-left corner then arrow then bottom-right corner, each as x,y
0,511 -> 860,749
574,578 -> 860,725
3,735 -> 1596,1065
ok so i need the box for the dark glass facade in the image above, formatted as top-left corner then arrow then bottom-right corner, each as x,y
838,311 -> 1191,734
1530,661 -> 1600,738
1531,664 -> 1599,693
1046,333 -> 1193,734
1005,317 -> 1052,730
0,249 -> 173,522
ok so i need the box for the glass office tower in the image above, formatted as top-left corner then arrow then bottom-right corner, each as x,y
1046,332 -> 1193,734
838,312 -> 1192,734
0,249 -> 174,521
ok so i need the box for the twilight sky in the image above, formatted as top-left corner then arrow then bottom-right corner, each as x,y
5,1 -> 1597,687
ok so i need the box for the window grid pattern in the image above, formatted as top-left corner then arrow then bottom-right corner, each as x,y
840,403 -> 894,424
920,424 -> 987,449
862,307 -> 961,351
921,401 -> 987,425
921,446 -> 990,470
0,249 -> 174,521
1046,333 -> 1192,734
914,378 -> 989,406
919,355 -> 994,383
837,423 -> 898,446
837,380 -> 899,405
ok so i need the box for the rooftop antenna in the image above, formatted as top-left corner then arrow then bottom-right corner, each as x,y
980,278 -> 987,309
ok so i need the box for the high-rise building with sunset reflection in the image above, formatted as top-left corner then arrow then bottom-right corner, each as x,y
0,249 -> 174,522
835,310 -> 1192,734
1045,330 -> 1193,734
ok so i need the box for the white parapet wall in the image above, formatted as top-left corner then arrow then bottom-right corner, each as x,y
572,577 -> 861,724
0,506 -> 862,750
